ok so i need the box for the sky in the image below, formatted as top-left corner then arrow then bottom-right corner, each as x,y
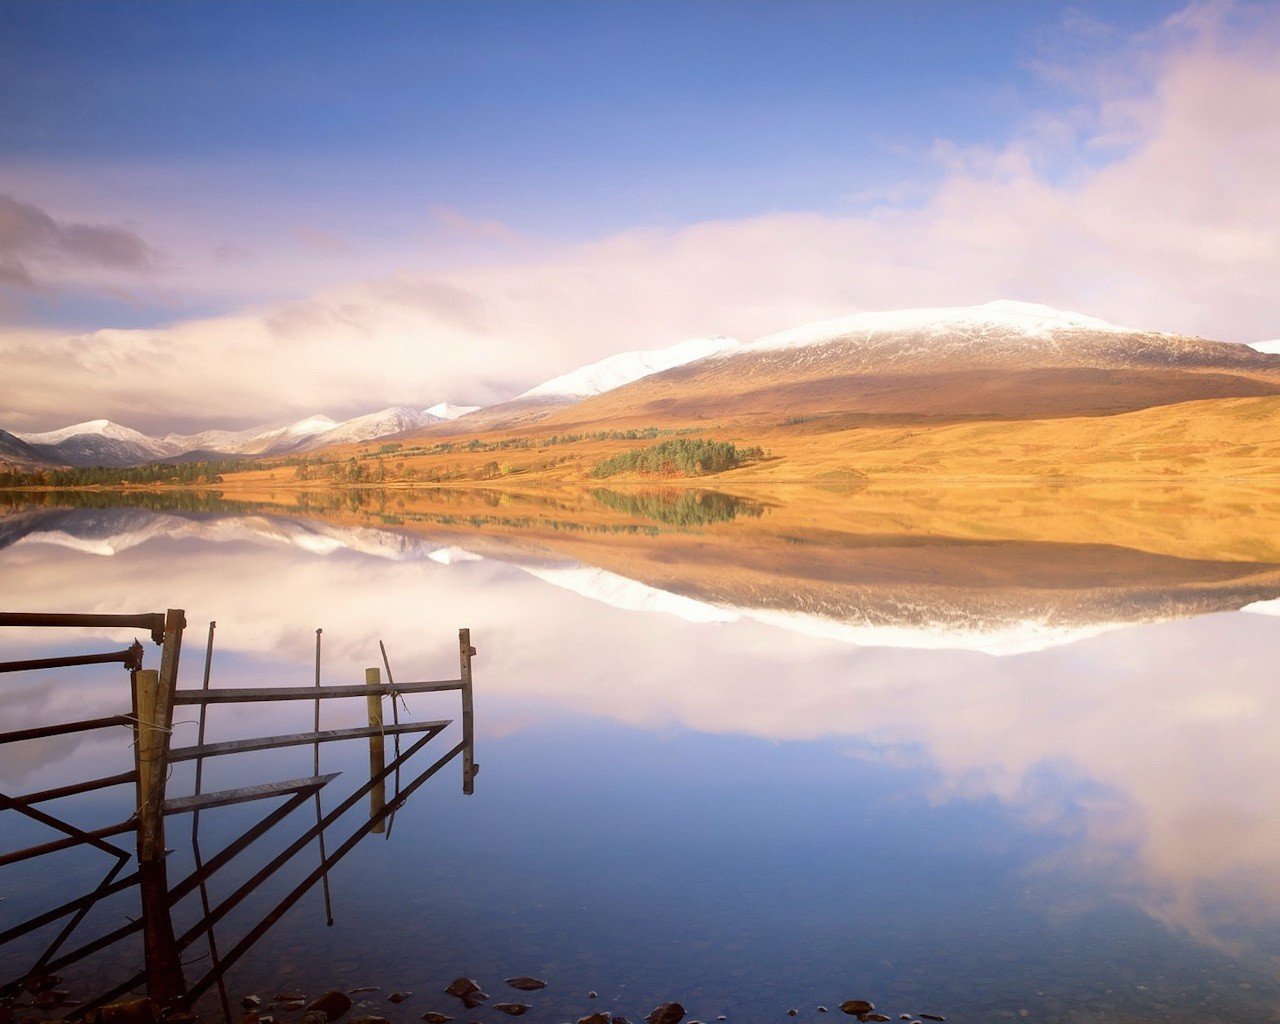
1,0 -> 1278,433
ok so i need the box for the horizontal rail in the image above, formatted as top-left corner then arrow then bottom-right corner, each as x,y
173,678 -> 463,705
162,773 -> 339,815
169,721 -> 450,762
19,770 -> 138,806
0,612 -> 166,644
0,644 -> 142,675
0,715 -> 133,746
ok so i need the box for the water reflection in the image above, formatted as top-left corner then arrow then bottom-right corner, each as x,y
3,489 -> 1280,1021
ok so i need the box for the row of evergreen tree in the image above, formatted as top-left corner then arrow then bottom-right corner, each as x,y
589,439 -> 764,478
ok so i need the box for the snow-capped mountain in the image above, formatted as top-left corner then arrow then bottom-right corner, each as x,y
447,334 -> 743,431
297,407 -> 440,448
1250,339 -> 1280,354
518,335 -> 741,400
16,419 -> 183,467
425,402 -> 480,420
11,405 -> 460,467
558,300 -> 1280,424
167,415 -> 341,457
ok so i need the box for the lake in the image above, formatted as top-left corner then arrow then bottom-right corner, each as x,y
2,486 -> 1280,1024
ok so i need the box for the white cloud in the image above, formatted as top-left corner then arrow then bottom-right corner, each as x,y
3,1 -> 1279,432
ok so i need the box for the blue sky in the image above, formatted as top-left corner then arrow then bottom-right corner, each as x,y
2,1 -> 1182,239
2,0 -> 1277,430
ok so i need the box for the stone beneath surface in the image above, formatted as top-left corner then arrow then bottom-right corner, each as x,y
444,981 -> 480,1000
645,1004 -> 686,1024
304,992 -> 353,1023
503,979 -> 547,993
493,1006 -> 531,1017
88,999 -> 156,1024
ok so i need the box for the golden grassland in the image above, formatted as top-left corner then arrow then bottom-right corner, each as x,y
9,395 -> 1279,565
216,394 -> 1280,492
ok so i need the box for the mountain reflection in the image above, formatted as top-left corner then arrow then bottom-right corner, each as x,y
3,488 -> 1280,968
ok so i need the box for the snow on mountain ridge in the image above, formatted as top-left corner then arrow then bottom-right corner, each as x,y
303,407 -> 441,448
18,419 -> 177,455
519,335 -> 741,400
742,300 -> 1135,355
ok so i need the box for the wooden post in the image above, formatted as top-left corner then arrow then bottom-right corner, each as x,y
366,666 -> 386,833
459,628 -> 477,795
133,607 -> 188,1006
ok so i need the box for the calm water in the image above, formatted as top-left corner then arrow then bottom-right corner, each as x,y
2,494 -> 1280,1024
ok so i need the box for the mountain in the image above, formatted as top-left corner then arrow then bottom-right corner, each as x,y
1250,339 -> 1280,354
550,300 -> 1280,426
16,419 -> 182,467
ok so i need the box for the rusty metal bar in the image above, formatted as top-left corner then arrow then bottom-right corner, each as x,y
312,628 -> 334,927
460,628 -> 477,795
163,774 -> 339,815
19,770 -> 137,806
0,612 -> 166,644
0,640 -> 143,675
0,792 -> 131,866
169,721 -> 449,764
0,818 -> 134,869
173,678 -> 464,704
190,618 -> 234,1024
379,640 -> 405,838
0,715 -> 132,745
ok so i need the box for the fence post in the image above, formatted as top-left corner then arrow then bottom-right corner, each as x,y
366,667 -> 386,833
459,628 -> 477,795
134,608 -> 187,1005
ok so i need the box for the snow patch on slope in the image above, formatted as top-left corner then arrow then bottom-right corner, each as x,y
519,335 -> 741,400
426,402 -> 480,420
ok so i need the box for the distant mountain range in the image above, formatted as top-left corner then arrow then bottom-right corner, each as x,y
7,300 -> 1279,469
6,405 -> 474,469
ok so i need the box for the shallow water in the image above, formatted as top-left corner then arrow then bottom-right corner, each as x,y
2,490 -> 1280,1023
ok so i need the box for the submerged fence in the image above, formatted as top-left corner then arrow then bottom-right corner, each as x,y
0,609 -> 478,1019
